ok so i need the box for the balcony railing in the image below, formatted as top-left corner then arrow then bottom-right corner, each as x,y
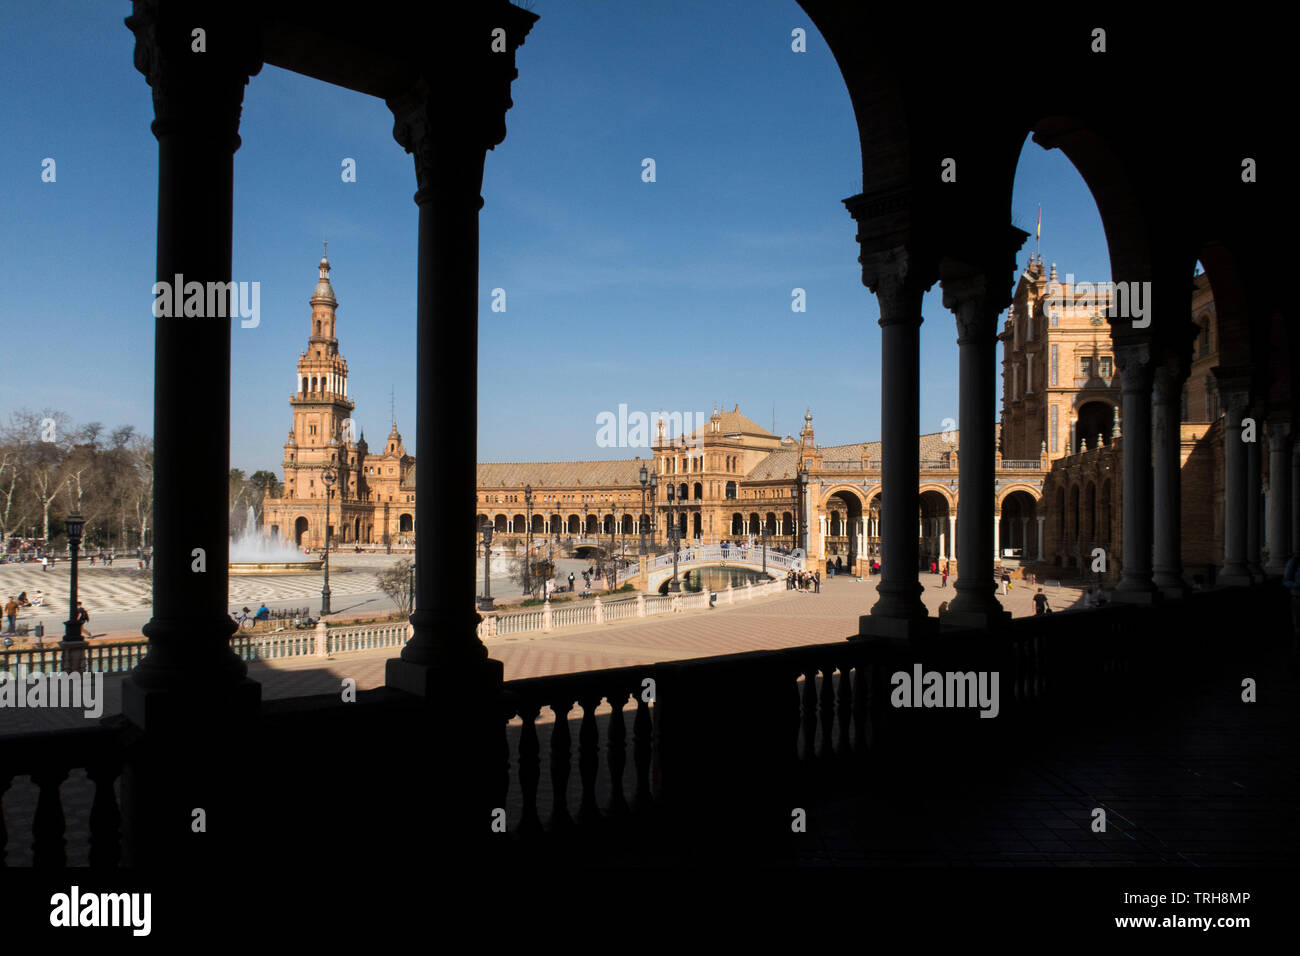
0,589 -> 1249,866
999,460 -> 1043,470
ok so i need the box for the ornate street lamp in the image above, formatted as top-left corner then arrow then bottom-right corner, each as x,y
524,483 -> 533,597
321,468 -> 335,615
610,500 -> 618,582
761,516 -> 768,576
797,467 -> 809,554
649,472 -> 659,551
667,482 -> 681,592
639,465 -> 649,555
583,501 -> 589,543
479,518 -> 495,611
63,510 -> 85,651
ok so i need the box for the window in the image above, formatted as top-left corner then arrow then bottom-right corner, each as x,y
1080,356 -> 1092,377
308,425 -> 317,436
1050,346 -> 1058,386
1050,406 -> 1058,452
1099,356 -> 1112,378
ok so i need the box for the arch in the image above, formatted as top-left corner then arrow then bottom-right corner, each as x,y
511,514 -> 525,534
725,481 -> 737,500
678,482 -> 688,502
567,515 -> 581,535
998,489 -> 1039,558
399,513 -> 414,534
621,514 -> 634,535
994,483 -> 1044,509
1075,399 -> 1116,450
693,482 -> 703,500
494,514 -> 508,533
293,516 -> 308,546
731,513 -> 744,535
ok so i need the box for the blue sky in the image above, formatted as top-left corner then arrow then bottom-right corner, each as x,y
0,0 -> 1109,473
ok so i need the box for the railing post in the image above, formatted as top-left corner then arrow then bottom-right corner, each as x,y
315,619 -> 329,657
543,600 -> 553,631
636,594 -> 646,617
594,595 -> 604,624
671,592 -> 681,613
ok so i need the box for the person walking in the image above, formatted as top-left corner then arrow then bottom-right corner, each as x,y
41,555 -> 48,572
1032,588 -> 1049,616
941,564 -> 949,587
4,596 -> 18,633
75,602 -> 91,637
568,571 -> 576,592
814,570 -> 821,593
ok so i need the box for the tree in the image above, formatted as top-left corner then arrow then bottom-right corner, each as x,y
376,558 -> 413,615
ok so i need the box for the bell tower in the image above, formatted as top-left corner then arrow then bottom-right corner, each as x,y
286,247 -> 358,499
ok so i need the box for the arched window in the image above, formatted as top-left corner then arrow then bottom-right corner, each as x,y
725,481 -> 737,500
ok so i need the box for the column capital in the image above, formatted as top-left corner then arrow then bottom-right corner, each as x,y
386,7 -> 537,199
1211,365 -> 1252,412
1114,342 -> 1152,392
126,0 -> 263,146
860,247 -> 929,326
1152,352 -> 1189,399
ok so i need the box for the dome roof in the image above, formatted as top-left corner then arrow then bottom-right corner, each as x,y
310,255 -> 337,307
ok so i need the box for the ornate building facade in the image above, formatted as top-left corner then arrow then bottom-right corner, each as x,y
261,253 -> 417,550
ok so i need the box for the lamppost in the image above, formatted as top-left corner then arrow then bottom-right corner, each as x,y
649,472 -> 659,551
582,501 -> 589,543
479,519 -> 495,611
791,484 -> 800,553
317,468 -> 332,613
797,467 -> 809,553
761,517 -> 768,575
610,500 -> 617,580
667,482 -> 681,592
524,483 -> 533,597
63,510 -> 85,664
639,465 -> 649,555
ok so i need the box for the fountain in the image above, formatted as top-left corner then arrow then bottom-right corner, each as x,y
229,506 -> 324,575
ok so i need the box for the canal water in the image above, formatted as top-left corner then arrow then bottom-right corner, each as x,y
660,565 -> 772,593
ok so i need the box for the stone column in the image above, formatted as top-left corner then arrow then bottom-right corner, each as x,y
942,269 -> 1009,629
1245,407 -> 1265,581
1152,357 -> 1189,597
387,85 -> 495,691
992,514 -> 1001,562
1020,516 -> 1029,557
1112,343 -> 1159,602
948,514 -> 956,561
120,2 -> 263,869
857,249 -> 931,639
1292,441 -> 1300,557
1265,417 -> 1292,577
1216,374 -> 1253,585
1036,515 -> 1044,561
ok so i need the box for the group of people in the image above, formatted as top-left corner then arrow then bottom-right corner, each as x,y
2,594 -> 88,644
787,569 -> 820,592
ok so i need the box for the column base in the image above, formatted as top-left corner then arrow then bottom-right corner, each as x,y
1153,570 -> 1189,600
1264,559 -> 1290,579
856,612 -> 939,643
386,654 -> 503,701
1217,564 -> 1253,587
939,607 -> 1012,631
122,674 -> 262,731
1110,582 -> 1162,606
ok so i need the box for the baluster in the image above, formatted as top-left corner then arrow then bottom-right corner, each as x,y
633,694 -> 654,812
87,762 -> 122,868
578,693 -> 601,825
606,690 -> 629,816
801,669 -> 818,760
549,699 -> 574,830
790,668 -> 803,758
497,702 -> 511,825
853,662 -> 871,753
836,661 -> 853,756
819,664 -> 836,759
0,772 -> 11,865
31,767 -> 69,868
517,703 -> 542,836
